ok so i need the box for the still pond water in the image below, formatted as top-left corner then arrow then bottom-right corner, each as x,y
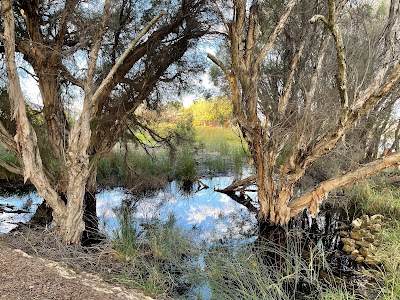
0,176 -> 259,242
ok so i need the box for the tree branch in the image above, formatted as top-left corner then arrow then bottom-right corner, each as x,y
254,0 -> 297,71
207,53 -> 230,78
277,39 -> 305,119
288,151 -> 400,217
89,11 -> 167,110
60,64 -> 84,88
312,0 -> 349,125
0,160 -> 22,175
53,0 -> 79,53
85,0 -> 112,97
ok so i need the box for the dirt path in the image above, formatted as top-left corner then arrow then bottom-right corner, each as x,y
0,241 -> 153,300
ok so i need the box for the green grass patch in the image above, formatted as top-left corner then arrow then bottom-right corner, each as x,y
174,147 -> 197,181
97,147 -> 173,191
111,210 -> 200,297
345,175 -> 400,219
344,173 -> 400,299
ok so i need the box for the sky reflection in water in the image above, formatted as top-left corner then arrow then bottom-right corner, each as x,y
0,177 -> 257,242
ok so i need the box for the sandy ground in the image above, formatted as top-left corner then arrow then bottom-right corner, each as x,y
0,241 -> 153,300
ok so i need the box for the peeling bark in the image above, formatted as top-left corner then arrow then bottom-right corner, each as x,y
212,0 -> 400,226
1,0 -> 208,244
1,0 -> 66,224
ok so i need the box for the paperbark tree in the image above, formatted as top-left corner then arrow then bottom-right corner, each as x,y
210,0 -> 400,225
0,0 -> 208,244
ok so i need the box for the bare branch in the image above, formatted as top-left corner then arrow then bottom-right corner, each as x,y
304,31 -> 329,109
351,60 -> 400,118
207,53 -> 230,78
53,0 -> 79,52
60,64 -> 84,88
211,0 -> 230,33
254,0 -> 297,71
309,15 -> 328,25
245,2 -> 258,70
216,174 -> 257,193
277,39 -> 305,119
85,0 -> 112,96
312,0 -> 349,124
0,160 -> 22,175
0,121 -> 17,153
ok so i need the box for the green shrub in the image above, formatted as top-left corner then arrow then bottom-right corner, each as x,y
174,148 -> 197,181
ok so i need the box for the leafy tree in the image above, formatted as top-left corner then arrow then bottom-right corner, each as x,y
0,0 -> 210,244
188,96 -> 233,125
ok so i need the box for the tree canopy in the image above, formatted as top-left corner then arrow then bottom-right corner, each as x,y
0,0 -> 211,244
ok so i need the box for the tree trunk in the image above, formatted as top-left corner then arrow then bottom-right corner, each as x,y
29,168 -> 100,245
82,166 -> 104,245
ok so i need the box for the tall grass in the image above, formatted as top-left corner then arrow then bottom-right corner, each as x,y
111,210 -> 360,299
110,209 -> 201,297
174,148 -> 197,181
97,147 -> 173,191
371,219 -> 400,300
204,229 -> 354,300
345,174 -> 400,219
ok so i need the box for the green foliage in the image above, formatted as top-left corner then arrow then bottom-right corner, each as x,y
195,126 -> 248,176
174,147 -> 197,181
97,147 -> 172,191
376,1 -> 389,19
171,112 -> 197,148
187,97 -> 233,125
345,175 -> 400,219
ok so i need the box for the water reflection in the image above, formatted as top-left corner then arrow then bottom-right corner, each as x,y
0,177 -> 258,243
0,190 -> 42,232
97,177 -> 257,242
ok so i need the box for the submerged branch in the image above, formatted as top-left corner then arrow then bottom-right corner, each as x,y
215,174 -> 257,193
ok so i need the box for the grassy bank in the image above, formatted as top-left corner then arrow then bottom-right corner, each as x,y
97,125 -> 249,190
109,208 -> 362,299
342,171 -> 400,299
